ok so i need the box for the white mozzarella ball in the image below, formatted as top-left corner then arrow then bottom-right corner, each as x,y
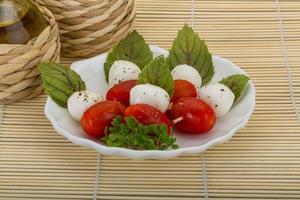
171,64 -> 202,90
130,84 -> 170,112
109,60 -> 141,87
67,91 -> 104,121
198,83 -> 234,117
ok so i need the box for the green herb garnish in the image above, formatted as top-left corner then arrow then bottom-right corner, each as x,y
168,24 -> 214,86
220,74 -> 250,102
102,116 -> 178,150
104,30 -> 153,82
137,55 -> 174,96
38,62 -> 86,107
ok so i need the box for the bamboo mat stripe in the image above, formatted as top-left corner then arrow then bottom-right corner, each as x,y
0,105 -> 3,127
93,155 -> 101,200
275,0 -> 300,124
1,0 -> 300,199
201,153 -> 209,200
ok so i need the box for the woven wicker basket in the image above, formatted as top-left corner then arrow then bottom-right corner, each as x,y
35,0 -> 136,58
0,4 -> 60,104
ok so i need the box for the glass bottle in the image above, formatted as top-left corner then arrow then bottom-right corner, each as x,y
0,0 -> 48,44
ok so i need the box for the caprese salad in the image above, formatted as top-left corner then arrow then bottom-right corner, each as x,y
39,24 -> 249,150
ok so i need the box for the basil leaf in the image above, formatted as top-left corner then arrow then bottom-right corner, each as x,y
104,30 -> 153,82
220,74 -> 249,102
137,55 -> 174,96
38,62 -> 86,107
168,24 -> 214,85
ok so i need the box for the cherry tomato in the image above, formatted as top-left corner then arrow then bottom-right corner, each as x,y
106,80 -> 137,106
171,80 -> 197,102
168,97 -> 216,134
81,101 -> 126,138
124,104 -> 172,134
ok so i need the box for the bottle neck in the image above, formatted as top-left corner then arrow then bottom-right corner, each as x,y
0,0 -> 30,27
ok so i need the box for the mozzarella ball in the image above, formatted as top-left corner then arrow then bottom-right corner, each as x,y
198,83 -> 234,117
67,91 -> 104,121
130,84 -> 170,112
171,64 -> 202,90
109,60 -> 141,87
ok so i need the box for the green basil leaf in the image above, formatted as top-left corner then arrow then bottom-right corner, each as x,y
137,55 -> 174,96
104,30 -> 153,82
220,74 -> 250,102
168,24 -> 214,85
38,62 -> 86,107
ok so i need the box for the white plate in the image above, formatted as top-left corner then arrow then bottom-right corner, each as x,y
44,45 -> 255,160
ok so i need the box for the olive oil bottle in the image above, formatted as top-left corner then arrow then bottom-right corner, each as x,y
0,0 -> 48,44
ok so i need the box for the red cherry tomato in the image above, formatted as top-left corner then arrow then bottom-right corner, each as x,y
124,104 -> 172,134
171,80 -> 197,102
106,80 -> 137,106
168,97 -> 216,134
81,101 -> 126,138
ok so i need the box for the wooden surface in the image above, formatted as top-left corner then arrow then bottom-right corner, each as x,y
1,0 -> 300,199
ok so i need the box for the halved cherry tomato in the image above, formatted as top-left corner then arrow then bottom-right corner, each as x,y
124,104 -> 172,134
106,80 -> 136,106
171,80 -> 197,102
168,97 -> 216,134
81,101 -> 126,138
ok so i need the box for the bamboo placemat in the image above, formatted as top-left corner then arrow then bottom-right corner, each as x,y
1,0 -> 300,199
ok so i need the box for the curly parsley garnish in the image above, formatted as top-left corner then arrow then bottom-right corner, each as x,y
102,116 -> 178,150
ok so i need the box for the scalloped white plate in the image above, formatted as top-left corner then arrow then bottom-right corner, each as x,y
44,46 -> 255,160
